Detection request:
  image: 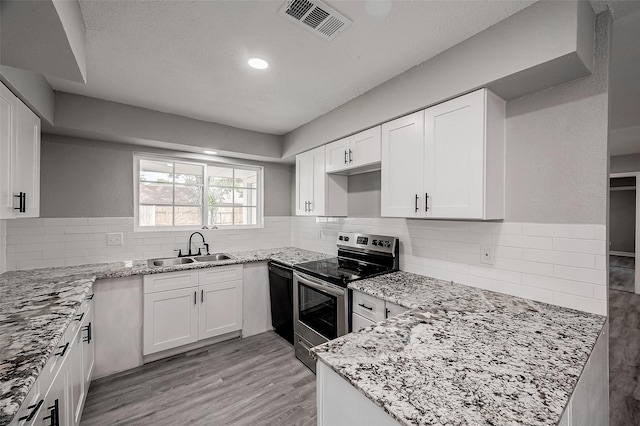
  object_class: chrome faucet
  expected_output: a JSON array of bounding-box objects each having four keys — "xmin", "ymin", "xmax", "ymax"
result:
[{"xmin": 177, "ymin": 232, "xmax": 210, "ymax": 257}]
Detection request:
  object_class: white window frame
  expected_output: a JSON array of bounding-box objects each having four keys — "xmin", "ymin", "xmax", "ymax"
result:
[{"xmin": 134, "ymin": 153, "xmax": 264, "ymax": 231}]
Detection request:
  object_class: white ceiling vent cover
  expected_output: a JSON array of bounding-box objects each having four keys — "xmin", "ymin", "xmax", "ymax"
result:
[{"xmin": 279, "ymin": 0, "xmax": 352, "ymax": 41}]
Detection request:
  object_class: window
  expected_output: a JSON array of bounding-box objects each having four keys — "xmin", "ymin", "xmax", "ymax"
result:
[{"xmin": 135, "ymin": 155, "xmax": 263, "ymax": 229}]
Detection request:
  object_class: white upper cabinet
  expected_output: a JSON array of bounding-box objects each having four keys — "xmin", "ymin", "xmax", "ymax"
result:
[
  {"xmin": 382, "ymin": 88, "xmax": 505, "ymax": 220},
  {"xmin": 0, "ymin": 82, "xmax": 40, "ymax": 219},
  {"xmin": 325, "ymin": 126, "xmax": 381, "ymax": 174},
  {"xmin": 381, "ymin": 111, "xmax": 425, "ymax": 218},
  {"xmin": 296, "ymin": 145, "xmax": 347, "ymax": 216}
]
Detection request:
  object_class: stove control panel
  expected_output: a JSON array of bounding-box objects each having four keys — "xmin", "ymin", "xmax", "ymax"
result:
[{"xmin": 337, "ymin": 232, "xmax": 397, "ymax": 255}]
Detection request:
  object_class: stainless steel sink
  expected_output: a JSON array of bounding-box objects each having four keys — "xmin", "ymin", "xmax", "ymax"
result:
[
  {"xmin": 147, "ymin": 257, "xmax": 196, "ymax": 267},
  {"xmin": 147, "ymin": 253, "xmax": 234, "ymax": 267},
  {"xmin": 193, "ymin": 253, "xmax": 234, "ymax": 262}
]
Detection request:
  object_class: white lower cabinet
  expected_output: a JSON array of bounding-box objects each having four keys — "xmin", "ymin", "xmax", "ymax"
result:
[
  {"xmin": 143, "ymin": 266, "xmax": 244, "ymax": 356},
  {"xmin": 199, "ymin": 280, "xmax": 242, "ymax": 340},
  {"xmin": 143, "ymin": 287, "xmax": 199, "ymax": 355},
  {"xmin": 11, "ymin": 294, "xmax": 95, "ymax": 426},
  {"xmin": 351, "ymin": 290, "xmax": 409, "ymax": 332}
]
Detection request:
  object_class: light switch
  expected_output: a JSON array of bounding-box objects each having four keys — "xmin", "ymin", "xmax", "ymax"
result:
[{"xmin": 107, "ymin": 232, "xmax": 123, "ymax": 246}]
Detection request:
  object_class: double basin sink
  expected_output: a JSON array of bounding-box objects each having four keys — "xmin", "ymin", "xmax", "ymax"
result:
[{"xmin": 147, "ymin": 253, "xmax": 234, "ymax": 268}]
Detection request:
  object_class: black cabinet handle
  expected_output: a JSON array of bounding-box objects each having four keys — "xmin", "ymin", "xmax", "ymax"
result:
[
  {"xmin": 13, "ymin": 192, "xmax": 26, "ymax": 213},
  {"xmin": 385, "ymin": 308, "xmax": 391, "ymax": 318},
  {"xmin": 414, "ymin": 194, "xmax": 419, "ymax": 212},
  {"xmin": 349, "ymin": 149, "xmax": 353, "ymax": 163},
  {"xmin": 358, "ymin": 303, "xmax": 373, "ymax": 311},
  {"xmin": 82, "ymin": 322, "xmax": 92, "ymax": 344},
  {"xmin": 194, "ymin": 291, "xmax": 197, "ymax": 305},
  {"xmin": 344, "ymin": 150, "xmax": 348, "ymax": 164},
  {"xmin": 425, "ymin": 193, "xmax": 429, "ymax": 212},
  {"xmin": 86, "ymin": 294, "xmax": 94, "ymax": 300},
  {"xmin": 201, "ymin": 289, "xmax": 204, "ymax": 303},
  {"xmin": 75, "ymin": 312, "xmax": 85, "ymax": 322},
  {"xmin": 55, "ymin": 342, "xmax": 69, "ymax": 357},
  {"xmin": 18, "ymin": 399, "xmax": 44, "ymax": 421},
  {"xmin": 43, "ymin": 399, "xmax": 59, "ymax": 426}
]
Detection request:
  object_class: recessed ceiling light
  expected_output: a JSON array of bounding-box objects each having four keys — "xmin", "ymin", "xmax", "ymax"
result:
[
  {"xmin": 248, "ymin": 58, "xmax": 269, "ymax": 70},
  {"xmin": 204, "ymin": 150, "xmax": 217, "ymax": 155}
]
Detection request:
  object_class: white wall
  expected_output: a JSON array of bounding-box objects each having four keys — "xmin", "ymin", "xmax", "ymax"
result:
[
  {"xmin": 4, "ymin": 216, "xmax": 291, "ymax": 270},
  {"xmin": 293, "ymin": 217, "xmax": 606, "ymax": 315}
]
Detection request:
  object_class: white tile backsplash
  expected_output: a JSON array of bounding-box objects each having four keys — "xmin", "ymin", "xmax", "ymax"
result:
[
  {"xmin": 5, "ymin": 215, "xmax": 608, "ymax": 315},
  {"xmin": 6, "ymin": 216, "xmax": 292, "ymax": 270},
  {"xmin": 292, "ymin": 217, "xmax": 607, "ymax": 315}
]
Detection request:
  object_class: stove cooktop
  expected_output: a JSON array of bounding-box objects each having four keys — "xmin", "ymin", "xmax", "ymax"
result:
[{"xmin": 293, "ymin": 257, "xmax": 394, "ymax": 287}]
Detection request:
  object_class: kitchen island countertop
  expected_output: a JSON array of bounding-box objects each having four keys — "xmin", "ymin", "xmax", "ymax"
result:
[
  {"xmin": 0, "ymin": 246, "xmax": 331, "ymax": 425},
  {"xmin": 312, "ymin": 271, "xmax": 606, "ymax": 426}
]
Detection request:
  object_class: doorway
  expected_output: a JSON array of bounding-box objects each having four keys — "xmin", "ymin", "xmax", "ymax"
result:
[{"xmin": 609, "ymin": 174, "xmax": 638, "ymax": 293}]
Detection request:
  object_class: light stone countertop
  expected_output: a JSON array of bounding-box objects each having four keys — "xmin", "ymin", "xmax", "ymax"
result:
[
  {"xmin": 311, "ymin": 271, "xmax": 607, "ymax": 426},
  {"xmin": 0, "ymin": 247, "xmax": 331, "ymax": 425}
]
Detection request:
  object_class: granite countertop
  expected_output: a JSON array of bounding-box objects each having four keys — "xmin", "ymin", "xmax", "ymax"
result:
[
  {"xmin": 313, "ymin": 271, "xmax": 607, "ymax": 426},
  {"xmin": 0, "ymin": 247, "xmax": 330, "ymax": 425}
]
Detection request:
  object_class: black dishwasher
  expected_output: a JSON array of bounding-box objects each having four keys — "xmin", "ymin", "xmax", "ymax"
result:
[{"xmin": 268, "ymin": 261, "xmax": 294, "ymax": 344}]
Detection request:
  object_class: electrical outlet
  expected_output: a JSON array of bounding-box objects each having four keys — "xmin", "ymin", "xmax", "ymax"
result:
[
  {"xmin": 480, "ymin": 245, "xmax": 494, "ymax": 265},
  {"xmin": 107, "ymin": 232, "xmax": 123, "ymax": 246}
]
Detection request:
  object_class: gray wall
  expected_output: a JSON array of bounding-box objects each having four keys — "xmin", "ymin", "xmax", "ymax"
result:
[
  {"xmin": 40, "ymin": 134, "xmax": 293, "ymax": 218},
  {"xmin": 283, "ymin": 0, "xmax": 594, "ymax": 159},
  {"xmin": 504, "ymin": 12, "xmax": 609, "ymax": 225},
  {"xmin": 611, "ymin": 154, "xmax": 640, "ymax": 173},
  {"xmin": 610, "ymin": 190, "xmax": 635, "ymax": 253},
  {"xmin": 348, "ymin": 171, "xmax": 381, "ymax": 218}
]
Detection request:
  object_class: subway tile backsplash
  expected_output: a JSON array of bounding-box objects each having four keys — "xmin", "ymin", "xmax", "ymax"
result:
[
  {"xmin": 291, "ymin": 217, "xmax": 607, "ymax": 315},
  {"xmin": 5, "ymin": 216, "xmax": 607, "ymax": 315},
  {"xmin": 5, "ymin": 216, "xmax": 292, "ymax": 271}
]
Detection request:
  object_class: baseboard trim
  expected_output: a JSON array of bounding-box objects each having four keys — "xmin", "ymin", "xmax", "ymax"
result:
[{"xmin": 611, "ymin": 251, "xmax": 635, "ymax": 258}]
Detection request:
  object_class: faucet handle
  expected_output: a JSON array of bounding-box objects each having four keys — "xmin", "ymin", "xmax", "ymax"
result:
[
  {"xmin": 174, "ymin": 249, "xmax": 183, "ymax": 257},
  {"xmin": 197, "ymin": 247, "xmax": 202, "ymax": 256}
]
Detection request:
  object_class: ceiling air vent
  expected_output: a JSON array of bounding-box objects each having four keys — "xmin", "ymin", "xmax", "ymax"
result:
[{"xmin": 279, "ymin": 0, "xmax": 352, "ymax": 41}]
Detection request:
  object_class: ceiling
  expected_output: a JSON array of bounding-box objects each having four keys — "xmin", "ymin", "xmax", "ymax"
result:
[
  {"xmin": 609, "ymin": 7, "xmax": 640, "ymax": 157},
  {"xmin": 46, "ymin": 0, "xmax": 537, "ymax": 136}
]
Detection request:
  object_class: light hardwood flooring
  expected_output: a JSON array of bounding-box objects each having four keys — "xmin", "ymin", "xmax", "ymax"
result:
[
  {"xmin": 610, "ymin": 288, "xmax": 640, "ymax": 425},
  {"xmin": 80, "ymin": 332, "xmax": 317, "ymax": 426}
]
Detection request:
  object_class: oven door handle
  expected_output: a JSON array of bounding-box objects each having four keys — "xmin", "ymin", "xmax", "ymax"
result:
[{"xmin": 296, "ymin": 273, "xmax": 345, "ymax": 298}]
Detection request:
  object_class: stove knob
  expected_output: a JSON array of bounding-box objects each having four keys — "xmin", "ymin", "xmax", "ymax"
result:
[
  {"xmin": 344, "ymin": 237, "xmax": 349, "ymax": 242},
  {"xmin": 384, "ymin": 241, "xmax": 391, "ymax": 247}
]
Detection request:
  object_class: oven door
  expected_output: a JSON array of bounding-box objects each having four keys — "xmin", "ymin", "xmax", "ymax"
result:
[{"xmin": 293, "ymin": 272, "xmax": 347, "ymax": 346}]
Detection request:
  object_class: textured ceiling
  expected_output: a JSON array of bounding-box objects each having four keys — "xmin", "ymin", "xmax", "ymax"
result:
[{"xmin": 47, "ymin": 0, "xmax": 536, "ymax": 135}]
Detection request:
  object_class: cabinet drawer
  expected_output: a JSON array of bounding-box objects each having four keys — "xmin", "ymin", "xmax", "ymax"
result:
[
  {"xmin": 385, "ymin": 301, "xmax": 409, "ymax": 319},
  {"xmin": 199, "ymin": 265, "xmax": 243, "ymax": 285},
  {"xmin": 144, "ymin": 270, "xmax": 198, "ymax": 294},
  {"xmin": 351, "ymin": 291, "xmax": 385, "ymax": 323},
  {"xmin": 351, "ymin": 313, "xmax": 376, "ymax": 333}
]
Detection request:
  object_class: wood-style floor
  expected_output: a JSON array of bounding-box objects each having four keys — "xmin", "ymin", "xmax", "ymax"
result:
[
  {"xmin": 80, "ymin": 332, "xmax": 317, "ymax": 426},
  {"xmin": 610, "ymin": 288, "xmax": 640, "ymax": 426},
  {"xmin": 610, "ymin": 255, "xmax": 635, "ymax": 293}
]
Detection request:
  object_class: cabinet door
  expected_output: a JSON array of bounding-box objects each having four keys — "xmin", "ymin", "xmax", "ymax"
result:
[
  {"xmin": 381, "ymin": 110, "xmax": 425, "ymax": 217},
  {"xmin": 385, "ymin": 301, "xmax": 409, "ymax": 319},
  {"xmin": 0, "ymin": 84, "xmax": 16, "ymax": 219},
  {"xmin": 36, "ymin": 363, "xmax": 68, "ymax": 426},
  {"xmin": 309, "ymin": 145, "xmax": 326, "ymax": 216},
  {"xmin": 13, "ymin": 100, "xmax": 40, "ymax": 218},
  {"xmin": 351, "ymin": 313, "xmax": 375, "ymax": 332},
  {"xmin": 424, "ymin": 89, "xmax": 485, "ymax": 218},
  {"xmin": 199, "ymin": 280, "xmax": 242, "ymax": 340},
  {"xmin": 325, "ymin": 137, "xmax": 350, "ymax": 173},
  {"xmin": 69, "ymin": 326, "xmax": 85, "ymax": 426},
  {"xmin": 350, "ymin": 126, "xmax": 381, "ymax": 168},
  {"xmin": 143, "ymin": 287, "xmax": 199, "ymax": 355},
  {"xmin": 81, "ymin": 303, "xmax": 95, "ymax": 391},
  {"xmin": 295, "ymin": 150, "xmax": 313, "ymax": 215}
]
